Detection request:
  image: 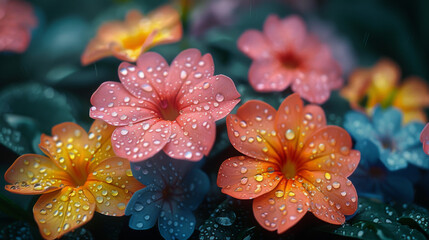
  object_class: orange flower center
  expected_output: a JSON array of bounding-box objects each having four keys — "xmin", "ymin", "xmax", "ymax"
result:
[
  {"xmin": 68, "ymin": 168, "xmax": 88, "ymax": 188},
  {"xmin": 279, "ymin": 52, "xmax": 301, "ymax": 69},
  {"xmin": 281, "ymin": 160, "xmax": 297, "ymax": 179},
  {"xmin": 121, "ymin": 30, "xmax": 147, "ymax": 51},
  {"xmin": 159, "ymin": 99, "xmax": 180, "ymax": 121}
]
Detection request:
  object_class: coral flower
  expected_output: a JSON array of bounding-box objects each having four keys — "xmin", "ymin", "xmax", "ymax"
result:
[
  {"xmin": 217, "ymin": 93, "xmax": 360, "ymax": 233},
  {"xmin": 420, "ymin": 123, "xmax": 429, "ymax": 155},
  {"xmin": 0, "ymin": 0, "xmax": 37, "ymax": 53},
  {"xmin": 237, "ymin": 15, "xmax": 343, "ymax": 104},
  {"xmin": 341, "ymin": 59, "xmax": 429, "ymax": 123},
  {"xmin": 4, "ymin": 120, "xmax": 143, "ymax": 239},
  {"xmin": 126, "ymin": 152, "xmax": 209, "ymax": 240},
  {"xmin": 90, "ymin": 49, "xmax": 240, "ymax": 162},
  {"xmin": 81, "ymin": 5, "xmax": 182, "ymax": 65}
]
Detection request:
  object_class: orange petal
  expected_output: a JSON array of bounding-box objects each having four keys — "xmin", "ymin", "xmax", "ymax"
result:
[
  {"xmin": 33, "ymin": 187, "xmax": 95, "ymax": 240},
  {"xmin": 144, "ymin": 5, "xmax": 182, "ymax": 48},
  {"xmin": 4, "ymin": 154, "xmax": 73, "ymax": 194},
  {"xmin": 394, "ymin": 77, "xmax": 429, "ymax": 110},
  {"xmin": 298, "ymin": 126, "xmax": 359, "ymax": 177},
  {"xmin": 340, "ymin": 69, "xmax": 371, "ymax": 109},
  {"xmin": 226, "ymin": 100, "xmax": 282, "ymax": 162},
  {"xmin": 217, "ymin": 156, "xmax": 283, "ymax": 199},
  {"xmin": 402, "ymin": 109, "xmax": 427, "ymax": 124},
  {"xmin": 274, "ymin": 93, "xmax": 326, "ymax": 161},
  {"xmin": 87, "ymin": 120, "xmax": 116, "ymax": 164},
  {"xmin": 86, "ymin": 156, "xmax": 144, "ymax": 216},
  {"xmin": 252, "ymin": 179, "xmax": 309, "ymax": 233},
  {"xmin": 299, "ymin": 170, "xmax": 358, "ymax": 216}
]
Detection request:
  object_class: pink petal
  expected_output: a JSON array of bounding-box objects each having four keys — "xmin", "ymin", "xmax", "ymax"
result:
[
  {"xmin": 168, "ymin": 48, "xmax": 215, "ymax": 100},
  {"xmin": 248, "ymin": 59, "xmax": 293, "ymax": 92},
  {"xmin": 420, "ymin": 123, "xmax": 429, "ymax": 155},
  {"xmin": 163, "ymin": 112, "xmax": 215, "ymax": 161},
  {"xmin": 179, "ymin": 75, "xmax": 241, "ymax": 120},
  {"xmin": 237, "ymin": 30, "xmax": 273, "ymax": 59},
  {"xmin": 263, "ymin": 15, "xmax": 307, "ymax": 53},
  {"xmin": 90, "ymin": 81, "xmax": 159, "ymax": 126},
  {"xmin": 291, "ymin": 71, "xmax": 335, "ymax": 104},
  {"xmin": 111, "ymin": 119, "xmax": 171, "ymax": 162},
  {"xmin": 0, "ymin": 25, "xmax": 31, "ymax": 53}
]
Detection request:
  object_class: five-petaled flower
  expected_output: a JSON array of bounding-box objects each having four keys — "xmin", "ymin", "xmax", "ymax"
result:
[
  {"xmin": 4, "ymin": 120, "xmax": 143, "ymax": 239},
  {"xmin": 344, "ymin": 106, "xmax": 429, "ymax": 171},
  {"xmin": 126, "ymin": 152, "xmax": 209, "ymax": 240},
  {"xmin": 341, "ymin": 59, "xmax": 429, "ymax": 124},
  {"xmin": 81, "ymin": 5, "xmax": 182, "ymax": 65},
  {"xmin": 237, "ymin": 15, "xmax": 342, "ymax": 104},
  {"xmin": 90, "ymin": 48, "xmax": 241, "ymax": 162},
  {"xmin": 0, "ymin": 0, "xmax": 37, "ymax": 53},
  {"xmin": 217, "ymin": 93, "xmax": 360, "ymax": 233}
]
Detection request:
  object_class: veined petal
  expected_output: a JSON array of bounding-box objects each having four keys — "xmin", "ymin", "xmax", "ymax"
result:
[
  {"xmin": 144, "ymin": 5, "xmax": 182, "ymax": 48},
  {"xmin": 179, "ymin": 74, "xmax": 240, "ymax": 121},
  {"xmin": 237, "ymin": 30, "xmax": 273, "ymax": 59},
  {"xmin": 227, "ymin": 100, "xmax": 282, "ymax": 161},
  {"xmin": 87, "ymin": 119, "xmax": 116, "ymax": 164},
  {"xmin": 33, "ymin": 187, "xmax": 95, "ymax": 240},
  {"xmin": 299, "ymin": 126, "xmax": 360, "ymax": 177},
  {"xmin": 393, "ymin": 122, "xmax": 424, "ymax": 151},
  {"xmin": 343, "ymin": 111, "xmax": 377, "ymax": 141},
  {"xmin": 217, "ymin": 156, "xmax": 283, "ymax": 200},
  {"xmin": 252, "ymin": 179, "xmax": 309, "ymax": 233},
  {"xmin": 5, "ymin": 154, "xmax": 73, "ymax": 194},
  {"xmin": 111, "ymin": 119, "xmax": 171, "ymax": 162},
  {"xmin": 164, "ymin": 112, "xmax": 215, "ymax": 161},
  {"xmin": 85, "ymin": 156, "xmax": 144, "ymax": 216},
  {"xmin": 90, "ymin": 81, "xmax": 158, "ymax": 126},
  {"xmin": 179, "ymin": 168, "xmax": 210, "ymax": 210}
]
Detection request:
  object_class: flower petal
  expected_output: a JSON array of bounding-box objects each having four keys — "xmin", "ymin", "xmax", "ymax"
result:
[
  {"xmin": 373, "ymin": 106, "xmax": 402, "ymax": 138},
  {"xmin": 90, "ymin": 81, "xmax": 158, "ymax": 126},
  {"xmin": 126, "ymin": 184, "xmax": 163, "ymax": 230},
  {"xmin": 226, "ymin": 100, "xmax": 282, "ymax": 161},
  {"xmin": 291, "ymin": 71, "xmax": 338, "ymax": 104},
  {"xmin": 252, "ymin": 179, "xmax": 309, "ymax": 233},
  {"xmin": 5, "ymin": 154, "xmax": 73, "ymax": 194},
  {"xmin": 144, "ymin": 5, "xmax": 183, "ymax": 48},
  {"xmin": 263, "ymin": 15, "xmax": 307, "ymax": 53},
  {"xmin": 394, "ymin": 77, "xmax": 429, "ymax": 109},
  {"xmin": 343, "ymin": 111, "xmax": 377, "ymax": 141},
  {"xmin": 248, "ymin": 59, "xmax": 292, "ymax": 92},
  {"xmin": 299, "ymin": 126, "xmax": 360, "ymax": 177},
  {"xmin": 87, "ymin": 119, "xmax": 116, "ymax": 163},
  {"xmin": 33, "ymin": 187, "xmax": 95, "ymax": 240},
  {"xmin": 168, "ymin": 48, "xmax": 215, "ymax": 99},
  {"xmin": 179, "ymin": 74, "xmax": 240, "ymax": 121},
  {"xmin": 299, "ymin": 170, "xmax": 358, "ymax": 216},
  {"xmin": 158, "ymin": 201, "xmax": 196, "ymax": 240},
  {"xmin": 111, "ymin": 119, "xmax": 171, "ymax": 162},
  {"xmin": 394, "ymin": 122, "xmax": 424, "ymax": 151},
  {"xmin": 217, "ymin": 156, "xmax": 283, "ymax": 200},
  {"xmin": 237, "ymin": 30, "xmax": 273, "ymax": 59},
  {"xmin": 163, "ymin": 112, "xmax": 215, "ymax": 161},
  {"xmin": 387, "ymin": 146, "xmax": 429, "ymax": 170},
  {"xmin": 179, "ymin": 168, "xmax": 210, "ymax": 210},
  {"xmin": 85, "ymin": 157, "xmax": 144, "ymax": 216},
  {"xmin": 420, "ymin": 123, "xmax": 429, "ymax": 155}
]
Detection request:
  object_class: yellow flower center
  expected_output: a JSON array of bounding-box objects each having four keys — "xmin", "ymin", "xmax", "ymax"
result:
[{"xmin": 281, "ymin": 160, "xmax": 297, "ymax": 179}]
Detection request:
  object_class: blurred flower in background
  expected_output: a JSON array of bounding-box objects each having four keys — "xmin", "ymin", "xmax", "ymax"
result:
[
  {"xmin": 341, "ymin": 59, "xmax": 429, "ymax": 123},
  {"xmin": 0, "ymin": 0, "xmax": 37, "ymax": 53},
  {"xmin": 126, "ymin": 152, "xmax": 209, "ymax": 240},
  {"xmin": 81, "ymin": 5, "xmax": 182, "ymax": 65},
  {"xmin": 4, "ymin": 120, "xmax": 143, "ymax": 239},
  {"xmin": 344, "ymin": 106, "xmax": 429, "ymax": 171},
  {"xmin": 237, "ymin": 15, "xmax": 343, "ymax": 104},
  {"xmin": 420, "ymin": 123, "xmax": 429, "ymax": 155}
]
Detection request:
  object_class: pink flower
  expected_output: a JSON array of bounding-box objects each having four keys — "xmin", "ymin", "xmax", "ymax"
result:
[
  {"xmin": 237, "ymin": 15, "xmax": 342, "ymax": 104},
  {"xmin": 0, "ymin": 0, "xmax": 37, "ymax": 53},
  {"xmin": 90, "ymin": 49, "xmax": 241, "ymax": 162},
  {"xmin": 421, "ymin": 123, "xmax": 429, "ymax": 155}
]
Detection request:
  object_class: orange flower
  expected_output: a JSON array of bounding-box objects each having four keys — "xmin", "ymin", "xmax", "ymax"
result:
[
  {"xmin": 217, "ymin": 94, "xmax": 360, "ymax": 233},
  {"xmin": 81, "ymin": 5, "xmax": 182, "ymax": 65},
  {"xmin": 341, "ymin": 59, "xmax": 429, "ymax": 123},
  {"xmin": 4, "ymin": 120, "xmax": 143, "ymax": 239}
]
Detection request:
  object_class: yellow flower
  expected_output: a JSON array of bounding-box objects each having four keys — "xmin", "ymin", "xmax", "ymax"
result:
[
  {"xmin": 81, "ymin": 5, "xmax": 182, "ymax": 65},
  {"xmin": 4, "ymin": 120, "xmax": 143, "ymax": 239}
]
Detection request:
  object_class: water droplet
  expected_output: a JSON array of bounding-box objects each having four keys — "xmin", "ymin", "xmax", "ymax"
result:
[
  {"xmin": 215, "ymin": 93, "xmax": 225, "ymax": 102},
  {"xmin": 141, "ymin": 84, "xmax": 153, "ymax": 92},
  {"xmin": 254, "ymin": 174, "xmax": 264, "ymax": 182},
  {"xmin": 285, "ymin": 129, "xmax": 295, "ymax": 140},
  {"xmin": 184, "ymin": 152, "xmax": 193, "ymax": 159},
  {"xmin": 120, "ymin": 129, "xmax": 128, "ymax": 135},
  {"xmin": 324, "ymin": 172, "xmax": 331, "ymax": 180}
]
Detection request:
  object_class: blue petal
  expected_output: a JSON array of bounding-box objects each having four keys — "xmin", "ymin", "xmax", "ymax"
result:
[
  {"xmin": 131, "ymin": 151, "xmax": 195, "ymax": 186},
  {"xmin": 401, "ymin": 146, "xmax": 429, "ymax": 169},
  {"xmin": 355, "ymin": 139, "xmax": 380, "ymax": 168},
  {"xmin": 381, "ymin": 175, "xmax": 414, "ymax": 203},
  {"xmin": 372, "ymin": 106, "xmax": 402, "ymax": 138},
  {"xmin": 126, "ymin": 184, "xmax": 164, "ymax": 230},
  {"xmin": 344, "ymin": 111, "xmax": 376, "ymax": 141},
  {"xmin": 393, "ymin": 122, "xmax": 424, "ymax": 151},
  {"xmin": 158, "ymin": 201, "xmax": 196, "ymax": 240},
  {"xmin": 179, "ymin": 168, "xmax": 210, "ymax": 211},
  {"xmin": 382, "ymin": 151, "xmax": 408, "ymax": 171}
]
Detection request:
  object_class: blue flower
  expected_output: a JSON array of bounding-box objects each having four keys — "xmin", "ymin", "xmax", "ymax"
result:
[
  {"xmin": 344, "ymin": 106, "xmax": 429, "ymax": 170},
  {"xmin": 125, "ymin": 152, "xmax": 210, "ymax": 240},
  {"xmin": 349, "ymin": 139, "xmax": 420, "ymax": 203}
]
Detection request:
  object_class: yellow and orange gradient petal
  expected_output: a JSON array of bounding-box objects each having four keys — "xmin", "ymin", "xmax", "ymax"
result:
[
  {"xmin": 393, "ymin": 77, "xmax": 429, "ymax": 123},
  {"xmin": 81, "ymin": 5, "xmax": 182, "ymax": 65},
  {"xmin": 4, "ymin": 120, "xmax": 143, "ymax": 239},
  {"xmin": 217, "ymin": 94, "xmax": 360, "ymax": 233}
]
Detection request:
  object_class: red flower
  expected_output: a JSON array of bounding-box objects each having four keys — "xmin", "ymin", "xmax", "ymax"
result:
[
  {"xmin": 0, "ymin": 0, "xmax": 37, "ymax": 53},
  {"xmin": 217, "ymin": 93, "xmax": 360, "ymax": 233},
  {"xmin": 238, "ymin": 15, "xmax": 342, "ymax": 104},
  {"xmin": 90, "ymin": 49, "xmax": 241, "ymax": 162}
]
